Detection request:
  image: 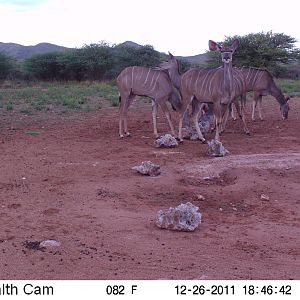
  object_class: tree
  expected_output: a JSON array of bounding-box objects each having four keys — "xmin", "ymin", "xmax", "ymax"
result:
[
  {"xmin": 206, "ymin": 32, "xmax": 300, "ymax": 77},
  {"xmin": 24, "ymin": 52, "xmax": 65, "ymax": 80},
  {"xmin": 79, "ymin": 42, "xmax": 114, "ymax": 80},
  {"xmin": 0, "ymin": 52, "xmax": 16, "ymax": 80},
  {"xmin": 110, "ymin": 44, "xmax": 161, "ymax": 78}
]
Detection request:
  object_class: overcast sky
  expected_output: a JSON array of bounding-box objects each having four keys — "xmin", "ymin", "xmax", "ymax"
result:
[{"xmin": 0, "ymin": 0, "xmax": 299, "ymax": 56}]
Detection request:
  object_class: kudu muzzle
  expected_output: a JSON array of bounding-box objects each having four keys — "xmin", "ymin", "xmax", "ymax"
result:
[{"xmin": 221, "ymin": 51, "xmax": 233, "ymax": 64}]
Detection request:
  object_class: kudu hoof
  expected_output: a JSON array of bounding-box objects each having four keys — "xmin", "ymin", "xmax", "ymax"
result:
[{"xmin": 200, "ymin": 139, "xmax": 207, "ymax": 144}]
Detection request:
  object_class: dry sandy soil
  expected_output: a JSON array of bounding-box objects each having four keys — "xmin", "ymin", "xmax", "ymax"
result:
[{"xmin": 0, "ymin": 96, "xmax": 299, "ymax": 280}]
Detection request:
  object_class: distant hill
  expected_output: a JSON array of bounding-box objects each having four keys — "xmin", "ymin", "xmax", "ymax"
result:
[
  {"xmin": 0, "ymin": 40, "xmax": 208, "ymax": 64},
  {"xmin": 116, "ymin": 41, "xmax": 143, "ymax": 49},
  {"xmin": 178, "ymin": 53, "xmax": 208, "ymax": 64},
  {"xmin": 0, "ymin": 42, "xmax": 69, "ymax": 60}
]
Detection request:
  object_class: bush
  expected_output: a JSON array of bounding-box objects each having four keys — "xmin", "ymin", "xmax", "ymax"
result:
[{"xmin": 0, "ymin": 52, "xmax": 16, "ymax": 80}]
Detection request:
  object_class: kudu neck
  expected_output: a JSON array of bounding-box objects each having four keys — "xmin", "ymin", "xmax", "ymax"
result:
[
  {"xmin": 167, "ymin": 67, "xmax": 181, "ymax": 91},
  {"xmin": 223, "ymin": 62, "xmax": 234, "ymax": 98},
  {"xmin": 270, "ymin": 82, "xmax": 287, "ymax": 106}
]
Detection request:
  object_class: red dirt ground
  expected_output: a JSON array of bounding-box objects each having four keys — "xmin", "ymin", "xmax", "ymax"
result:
[{"xmin": 0, "ymin": 96, "xmax": 299, "ymax": 280}]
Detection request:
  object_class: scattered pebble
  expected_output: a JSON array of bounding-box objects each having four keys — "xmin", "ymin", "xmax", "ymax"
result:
[
  {"xmin": 260, "ymin": 194, "xmax": 270, "ymax": 201},
  {"xmin": 39, "ymin": 240, "xmax": 61, "ymax": 247}
]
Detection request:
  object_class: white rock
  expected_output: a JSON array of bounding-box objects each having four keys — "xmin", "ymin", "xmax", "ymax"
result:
[
  {"xmin": 156, "ymin": 202, "xmax": 202, "ymax": 231},
  {"xmin": 260, "ymin": 194, "xmax": 270, "ymax": 201},
  {"xmin": 39, "ymin": 240, "xmax": 61, "ymax": 247},
  {"xmin": 132, "ymin": 161, "xmax": 161, "ymax": 176},
  {"xmin": 208, "ymin": 139, "xmax": 229, "ymax": 157},
  {"xmin": 154, "ymin": 134, "xmax": 178, "ymax": 148}
]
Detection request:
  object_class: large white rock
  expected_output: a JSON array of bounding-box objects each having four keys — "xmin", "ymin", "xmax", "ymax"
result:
[{"xmin": 156, "ymin": 202, "xmax": 202, "ymax": 231}]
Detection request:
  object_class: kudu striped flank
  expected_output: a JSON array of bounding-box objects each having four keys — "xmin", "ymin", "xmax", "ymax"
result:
[
  {"xmin": 158, "ymin": 52, "xmax": 214, "ymax": 129},
  {"xmin": 116, "ymin": 66, "xmax": 181, "ymax": 138},
  {"xmin": 178, "ymin": 39, "xmax": 248, "ymax": 142},
  {"xmin": 239, "ymin": 67, "xmax": 290, "ymax": 120}
]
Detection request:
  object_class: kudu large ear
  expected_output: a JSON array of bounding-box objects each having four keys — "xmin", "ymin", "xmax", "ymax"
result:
[
  {"xmin": 231, "ymin": 39, "xmax": 240, "ymax": 52},
  {"xmin": 209, "ymin": 40, "xmax": 221, "ymax": 52},
  {"xmin": 168, "ymin": 52, "xmax": 174, "ymax": 59}
]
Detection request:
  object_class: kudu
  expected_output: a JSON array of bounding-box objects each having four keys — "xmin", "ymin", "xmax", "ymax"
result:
[
  {"xmin": 239, "ymin": 67, "xmax": 290, "ymax": 120},
  {"xmin": 157, "ymin": 52, "xmax": 212, "ymax": 129},
  {"xmin": 116, "ymin": 66, "xmax": 181, "ymax": 138},
  {"xmin": 223, "ymin": 67, "xmax": 290, "ymax": 132},
  {"xmin": 177, "ymin": 39, "xmax": 248, "ymax": 142}
]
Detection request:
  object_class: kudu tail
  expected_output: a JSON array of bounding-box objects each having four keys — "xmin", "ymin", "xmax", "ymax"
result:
[{"xmin": 118, "ymin": 93, "xmax": 121, "ymax": 106}]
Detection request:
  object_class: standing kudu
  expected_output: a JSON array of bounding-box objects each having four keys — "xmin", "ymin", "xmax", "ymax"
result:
[
  {"xmin": 177, "ymin": 39, "xmax": 248, "ymax": 142},
  {"xmin": 158, "ymin": 52, "xmax": 212, "ymax": 129},
  {"xmin": 116, "ymin": 66, "xmax": 181, "ymax": 138}
]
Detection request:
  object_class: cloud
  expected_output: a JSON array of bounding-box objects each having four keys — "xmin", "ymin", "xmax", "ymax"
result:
[{"xmin": 0, "ymin": 0, "xmax": 48, "ymax": 11}]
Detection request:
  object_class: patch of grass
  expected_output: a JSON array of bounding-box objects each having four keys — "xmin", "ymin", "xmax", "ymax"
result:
[
  {"xmin": 25, "ymin": 131, "xmax": 40, "ymax": 136},
  {"xmin": 0, "ymin": 81, "xmax": 120, "ymax": 111},
  {"xmin": 6, "ymin": 101, "xmax": 14, "ymax": 111},
  {"xmin": 276, "ymin": 79, "xmax": 300, "ymax": 97}
]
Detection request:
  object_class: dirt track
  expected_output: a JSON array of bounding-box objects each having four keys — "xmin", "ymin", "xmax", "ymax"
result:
[{"xmin": 0, "ymin": 96, "xmax": 299, "ymax": 279}]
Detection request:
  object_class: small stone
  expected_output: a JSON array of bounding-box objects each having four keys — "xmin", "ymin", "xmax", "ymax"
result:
[
  {"xmin": 132, "ymin": 161, "xmax": 161, "ymax": 176},
  {"xmin": 39, "ymin": 240, "xmax": 61, "ymax": 247},
  {"xmin": 260, "ymin": 194, "xmax": 270, "ymax": 201},
  {"xmin": 197, "ymin": 194, "xmax": 205, "ymax": 200}
]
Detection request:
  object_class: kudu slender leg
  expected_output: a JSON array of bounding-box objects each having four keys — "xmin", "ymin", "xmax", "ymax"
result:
[
  {"xmin": 158, "ymin": 98, "xmax": 176, "ymax": 137},
  {"xmin": 119, "ymin": 95, "xmax": 126, "ymax": 138},
  {"xmin": 252, "ymin": 100, "xmax": 256, "ymax": 120},
  {"xmin": 214, "ymin": 103, "xmax": 226, "ymax": 141},
  {"xmin": 237, "ymin": 97, "xmax": 250, "ymax": 135},
  {"xmin": 257, "ymin": 96, "xmax": 263, "ymax": 120},
  {"xmin": 178, "ymin": 96, "xmax": 193, "ymax": 142},
  {"xmin": 151, "ymin": 100, "xmax": 159, "ymax": 138},
  {"xmin": 192, "ymin": 104, "xmax": 206, "ymax": 143},
  {"xmin": 119, "ymin": 94, "xmax": 133, "ymax": 138},
  {"xmin": 231, "ymin": 102, "xmax": 237, "ymax": 121},
  {"xmin": 220, "ymin": 104, "xmax": 231, "ymax": 133}
]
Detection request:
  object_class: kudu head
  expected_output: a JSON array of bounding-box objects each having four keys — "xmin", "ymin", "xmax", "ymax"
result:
[
  {"xmin": 157, "ymin": 52, "xmax": 180, "ymax": 72},
  {"xmin": 209, "ymin": 39, "xmax": 240, "ymax": 64}
]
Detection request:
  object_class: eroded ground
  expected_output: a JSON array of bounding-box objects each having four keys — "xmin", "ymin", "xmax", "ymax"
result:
[{"xmin": 0, "ymin": 96, "xmax": 299, "ymax": 279}]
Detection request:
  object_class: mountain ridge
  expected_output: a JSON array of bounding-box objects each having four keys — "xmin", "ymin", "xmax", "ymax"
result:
[
  {"xmin": 0, "ymin": 41, "xmax": 207, "ymax": 63},
  {"xmin": 0, "ymin": 42, "xmax": 70, "ymax": 60}
]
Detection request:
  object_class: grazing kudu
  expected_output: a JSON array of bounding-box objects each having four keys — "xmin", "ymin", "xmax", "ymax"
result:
[
  {"xmin": 177, "ymin": 39, "xmax": 248, "ymax": 142},
  {"xmin": 116, "ymin": 66, "xmax": 181, "ymax": 138},
  {"xmin": 239, "ymin": 67, "xmax": 290, "ymax": 120}
]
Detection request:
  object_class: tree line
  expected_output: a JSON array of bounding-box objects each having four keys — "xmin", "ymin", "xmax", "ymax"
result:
[{"xmin": 1, "ymin": 32, "xmax": 300, "ymax": 81}]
